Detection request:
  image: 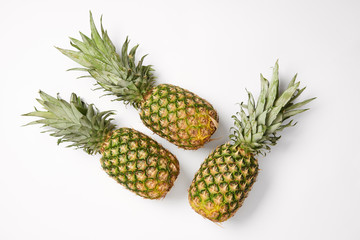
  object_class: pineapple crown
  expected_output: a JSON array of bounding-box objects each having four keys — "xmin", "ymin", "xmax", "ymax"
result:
[
  {"xmin": 23, "ymin": 91, "xmax": 116, "ymax": 155},
  {"xmin": 230, "ymin": 61, "xmax": 315, "ymax": 155},
  {"xmin": 56, "ymin": 11, "xmax": 155, "ymax": 109}
]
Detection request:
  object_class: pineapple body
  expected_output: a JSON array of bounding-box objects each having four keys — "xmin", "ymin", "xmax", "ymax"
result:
[
  {"xmin": 101, "ymin": 128, "xmax": 180, "ymax": 199},
  {"xmin": 188, "ymin": 61, "xmax": 314, "ymax": 222},
  {"xmin": 188, "ymin": 143, "xmax": 258, "ymax": 222},
  {"xmin": 140, "ymin": 84, "xmax": 218, "ymax": 150}
]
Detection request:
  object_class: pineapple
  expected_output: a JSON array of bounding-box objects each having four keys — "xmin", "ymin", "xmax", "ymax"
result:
[
  {"xmin": 23, "ymin": 91, "xmax": 180, "ymax": 199},
  {"xmin": 188, "ymin": 61, "xmax": 315, "ymax": 222},
  {"xmin": 56, "ymin": 12, "xmax": 218, "ymax": 150}
]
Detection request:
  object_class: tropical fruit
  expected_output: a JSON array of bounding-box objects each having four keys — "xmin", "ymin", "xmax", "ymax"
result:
[
  {"xmin": 188, "ymin": 61, "xmax": 315, "ymax": 222},
  {"xmin": 56, "ymin": 12, "xmax": 218, "ymax": 150},
  {"xmin": 23, "ymin": 91, "xmax": 180, "ymax": 199}
]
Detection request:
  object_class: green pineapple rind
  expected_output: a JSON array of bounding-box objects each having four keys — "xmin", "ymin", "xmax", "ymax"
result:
[
  {"xmin": 56, "ymin": 11, "xmax": 155, "ymax": 109},
  {"xmin": 101, "ymin": 128, "xmax": 180, "ymax": 199},
  {"xmin": 23, "ymin": 91, "xmax": 116, "ymax": 155},
  {"xmin": 188, "ymin": 143, "xmax": 259, "ymax": 222},
  {"xmin": 230, "ymin": 60, "xmax": 316, "ymax": 155}
]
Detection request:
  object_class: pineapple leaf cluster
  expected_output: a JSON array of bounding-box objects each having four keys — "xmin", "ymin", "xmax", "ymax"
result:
[
  {"xmin": 230, "ymin": 60, "xmax": 315, "ymax": 155},
  {"xmin": 23, "ymin": 91, "xmax": 116, "ymax": 154},
  {"xmin": 56, "ymin": 11, "xmax": 155, "ymax": 109}
]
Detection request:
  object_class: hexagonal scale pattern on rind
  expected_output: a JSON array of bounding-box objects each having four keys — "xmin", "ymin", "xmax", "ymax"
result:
[
  {"xmin": 140, "ymin": 84, "xmax": 218, "ymax": 150},
  {"xmin": 100, "ymin": 128, "xmax": 180, "ymax": 199},
  {"xmin": 188, "ymin": 143, "xmax": 259, "ymax": 222}
]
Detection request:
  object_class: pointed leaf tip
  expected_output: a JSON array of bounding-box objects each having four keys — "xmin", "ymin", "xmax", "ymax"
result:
[
  {"xmin": 275, "ymin": 59, "xmax": 279, "ymax": 67},
  {"xmin": 89, "ymin": 10, "xmax": 94, "ymax": 21}
]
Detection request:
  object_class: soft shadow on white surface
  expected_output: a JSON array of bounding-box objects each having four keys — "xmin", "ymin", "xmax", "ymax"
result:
[
  {"xmin": 2, "ymin": 1, "xmax": 360, "ymax": 240},
  {"xmin": 228, "ymin": 166, "xmax": 271, "ymax": 224}
]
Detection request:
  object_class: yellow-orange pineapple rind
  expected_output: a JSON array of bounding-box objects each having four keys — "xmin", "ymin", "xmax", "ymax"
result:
[{"xmin": 140, "ymin": 84, "xmax": 218, "ymax": 150}]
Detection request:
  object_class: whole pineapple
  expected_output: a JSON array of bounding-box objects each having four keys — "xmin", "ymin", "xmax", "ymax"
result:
[
  {"xmin": 188, "ymin": 61, "xmax": 315, "ymax": 222},
  {"xmin": 23, "ymin": 91, "xmax": 180, "ymax": 199},
  {"xmin": 56, "ymin": 12, "xmax": 218, "ymax": 150}
]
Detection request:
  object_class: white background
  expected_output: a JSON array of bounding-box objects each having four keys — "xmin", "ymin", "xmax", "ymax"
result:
[{"xmin": 1, "ymin": 0, "xmax": 360, "ymax": 239}]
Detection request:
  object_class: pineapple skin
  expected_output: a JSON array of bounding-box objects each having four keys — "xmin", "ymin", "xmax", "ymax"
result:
[
  {"xmin": 188, "ymin": 143, "xmax": 259, "ymax": 222},
  {"xmin": 140, "ymin": 84, "xmax": 218, "ymax": 150},
  {"xmin": 100, "ymin": 128, "xmax": 180, "ymax": 199}
]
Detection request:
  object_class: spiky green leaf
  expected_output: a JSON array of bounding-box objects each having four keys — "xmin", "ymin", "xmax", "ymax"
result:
[
  {"xmin": 230, "ymin": 61, "xmax": 314, "ymax": 155},
  {"xmin": 23, "ymin": 91, "xmax": 116, "ymax": 155},
  {"xmin": 56, "ymin": 12, "xmax": 155, "ymax": 109}
]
